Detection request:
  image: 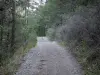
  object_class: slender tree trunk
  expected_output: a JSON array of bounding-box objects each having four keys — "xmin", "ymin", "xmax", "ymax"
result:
[
  {"xmin": 11, "ymin": 0, "xmax": 16, "ymax": 51},
  {"xmin": 24, "ymin": 0, "xmax": 29, "ymax": 43},
  {"xmin": 0, "ymin": 21, "xmax": 3, "ymax": 50},
  {"xmin": 0, "ymin": 10, "xmax": 4, "ymax": 50},
  {"xmin": 6, "ymin": 23, "xmax": 10, "ymax": 51}
]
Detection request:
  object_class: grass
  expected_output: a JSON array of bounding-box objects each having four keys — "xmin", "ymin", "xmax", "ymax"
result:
[
  {"xmin": 59, "ymin": 42, "xmax": 66, "ymax": 47},
  {"xmin": 0, "ymin": 42, "xmax": 37, "ymax": 75},
  {"xmin": 59, "ymin": 41, "xmax": 100, "ymax": 75},
  {"xmin": 71, "ymin": 43, "xmax": 100, "ymax": 75}
]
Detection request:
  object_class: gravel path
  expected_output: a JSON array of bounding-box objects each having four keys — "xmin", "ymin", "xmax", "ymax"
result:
[{"xmin": 15, "ymin": 37, "xmax": 83, "ymax": 75}]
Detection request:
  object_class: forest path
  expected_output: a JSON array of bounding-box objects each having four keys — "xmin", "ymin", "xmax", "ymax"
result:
[{"xmin": 15, "ymin": 37, "xmax": 83, "ymax": 75}]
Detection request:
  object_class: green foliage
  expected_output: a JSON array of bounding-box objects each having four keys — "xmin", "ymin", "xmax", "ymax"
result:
[
  {"xmin": 0, "ymin": 0, "xmax": 37, "ymax": 73},
  {"xmin": 0, "ymin": 42, "xmax": 36, "ymax": 75},
  {"xmin": 0, "ymin": 0, "xmax": 100, "ymax": 74},
  {"xmin": 0, "ymin": 0, "xmax": 40, "ymax": 74},
  {"xmin": 36, "ymin": 0, "xmax": 100, "ymax": 75},
  {"xmin": 46, "ymin": 28, "xmax": 55, "ymax": 41}
]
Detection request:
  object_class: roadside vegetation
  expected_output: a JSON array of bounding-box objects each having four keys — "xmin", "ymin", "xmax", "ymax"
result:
[
  {"xmin": 0, "ymin": 0, "xmax": 38, "ymax": 75},
  {"xmin": 36, "ymin": 0, "xmax": 100, "ymax": 75},
  {"xmin": 0, "ymin": 0, "xmax": 100, "ymax": 75},
  {"xmin": 0, "ymin": 42, "xmax": 36, "ymax": 75}
]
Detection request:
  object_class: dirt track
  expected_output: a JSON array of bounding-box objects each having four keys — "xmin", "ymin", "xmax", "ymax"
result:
[{"xmin": 15, "ymin": 37, "xmax": 83, "ymax": 75}]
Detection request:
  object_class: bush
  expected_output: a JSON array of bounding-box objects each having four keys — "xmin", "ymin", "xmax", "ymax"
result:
[
  {"xmin": 46, "ymin": 28, "xmax": 56, "ymax": 41},
  {"xmin": 47, "ymin": 5, "xmax": 100, "ymax": 75}
]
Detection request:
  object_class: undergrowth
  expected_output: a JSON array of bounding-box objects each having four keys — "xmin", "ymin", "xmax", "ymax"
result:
[
  {"xmin": 0, "ymin": 41, "xmax": 36, "ymax": 75},
  {"xmin": 59, "ymin": 41, "xmax": 100, "ymax": 75}
]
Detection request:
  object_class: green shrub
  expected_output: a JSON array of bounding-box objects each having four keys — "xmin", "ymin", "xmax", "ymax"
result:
[{"xmin": 0, "ymin": 41, "xmax": 37, "ymax": 75}]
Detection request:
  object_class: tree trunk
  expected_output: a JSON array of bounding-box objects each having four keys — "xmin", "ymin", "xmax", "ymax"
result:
[
  {"xmin": 6, "ymin": 23, "xmax": 10, "ymax": 51},
  {"xmin": 11, "ymin": 0, "xmax": 16, "ymax": 51},
  {"xmin": 0, "ymin": 10, "xmax": 4, "ymax": 50}
]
